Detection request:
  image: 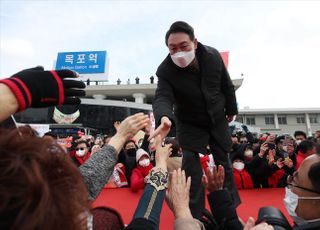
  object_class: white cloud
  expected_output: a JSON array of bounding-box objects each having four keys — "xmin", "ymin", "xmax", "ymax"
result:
[
  {"xmin": 1, "ymin": 1, "xmax": 320, "ymax": 108},
  {"xmin": 1, "ymin": 38, "xmax": 35, "ymax": 58}
]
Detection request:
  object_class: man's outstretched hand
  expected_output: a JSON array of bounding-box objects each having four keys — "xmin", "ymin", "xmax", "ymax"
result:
[{"xmin": 148, "ymin": 116, "xmax": 172, "ymax": 149}]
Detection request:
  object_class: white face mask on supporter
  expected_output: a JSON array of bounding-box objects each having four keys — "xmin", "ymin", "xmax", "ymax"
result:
[
  {"xmin": 296, "ymin": 140, "xmax": 302, "ymax": 145},
  {"xmin": 233, "ymin": 162, "xmax": 245, "ymax": 171},
  {"xmin": 139, "ymin": 159, "xmax": 150, "ymax": 167},
  {"xmin": 283, "ymin": 187, "xmax": 320, "ymax": 225},
  {"xmin": 76, "ymin": 149, "xmax": 86, "ymax": 157},
  {"xmin": 170, "ymin": 49, "xmax": 195, "ymax": 68}
]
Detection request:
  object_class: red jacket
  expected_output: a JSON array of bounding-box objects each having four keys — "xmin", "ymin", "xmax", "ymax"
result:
[
  {"xmin": 296, "ymin": 151, "xmax": 307, "ymax": 170},
  {"xmin": 233, "ymin": 168, "xmax": 253, "ymax": 190},
  {"xmin": 268, "ymin": 169, "xmax": 285, "ymax": 188},
  {"xmin": 130, "ymin": 164, "xmax": 153, "ymax": 192}
]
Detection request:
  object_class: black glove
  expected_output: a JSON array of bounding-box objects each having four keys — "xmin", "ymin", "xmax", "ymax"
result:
[
  {"xmin": 241, "ymin": 124, "xmax": 249, "ymax": 133},
  {"xmin": 0, "ymin": 66, "xmax": 86, "ymax": 111}
]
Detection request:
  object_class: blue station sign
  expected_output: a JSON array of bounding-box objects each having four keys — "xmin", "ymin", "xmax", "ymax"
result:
[{"xmin": 55, "ymin": 51, "xmax": 107, "ymax": 74}]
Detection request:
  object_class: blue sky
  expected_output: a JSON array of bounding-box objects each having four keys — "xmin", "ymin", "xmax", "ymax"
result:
[{"xmin": 1, "ymin": 0, "xmax": 320, "ymax": 109}]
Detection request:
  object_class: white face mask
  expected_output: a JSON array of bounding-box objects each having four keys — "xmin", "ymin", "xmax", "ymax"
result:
[
  {"xmin": 296, "ymin": 140, "xmax": 302, "ymax": 145},
  {"xmin": 233, "ymin": 162, "xmax": 245, "ymax": 171},
  {"xmin": 170, "ymin": 49, "xmax": 195, "ymax": 68},
  {"xmin": 284, "ymin": 187, "xmax": 320, "ymax": 225},
  {"xmin": 139, "ymin": 159, "xmax": 150, "ymax": 167},
  {"xmin": 283, "ymin": 146, "xmax": 288, "ymax": 152},
  {"xmin": 76, "ymin": 149, "xmax": 86, "ymax": 157}
]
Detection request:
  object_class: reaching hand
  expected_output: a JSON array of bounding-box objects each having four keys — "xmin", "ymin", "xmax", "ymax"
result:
[
  {"xmin": 166, "ymin": 169, "xmax": 192, "ymax": 219},
  {"xmin": 202, "ymin": 165, "xmax": 225, "ymax": 192},
  {"xmin": 259, "ymin": 143, "xmax": 268, "ymax": 158},
  {"xmin": 148, "ymin": 116, "xmax": 171, "ymax": 142},
  {"xmin": 268, "ymin": 150, "xmax": 276, "ymax": 166},
  {"xmin": 276, "ymin": 158, "xmax": 284, "ymax": 169},
  {"xmin": 116, "ymin": 113, "xmax": 149, "ymax": 140},
  {"xmin": 0, "ymin": 66, "xmax": 86, "ymax": 111},
  {"xmin": 108, "ymin": 113, "xmax": 149, "ymax": 154},
  {"xmin": 283, "ymin": 158, "xmax": 293, "ymax": 168},
  {"xmin": 153, "ymin": 135, "xmax": 172, "ymax": 170}
]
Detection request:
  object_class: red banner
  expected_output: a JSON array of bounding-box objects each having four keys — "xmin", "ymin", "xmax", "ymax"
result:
[{"xmin": 219, "ymin": 51, "xmax": 229, "ymax": 69}]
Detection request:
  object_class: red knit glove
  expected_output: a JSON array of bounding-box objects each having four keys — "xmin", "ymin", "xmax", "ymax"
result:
[{"xmin": 0, "ymin": 66, "xmax": 86, "ymax": 111}]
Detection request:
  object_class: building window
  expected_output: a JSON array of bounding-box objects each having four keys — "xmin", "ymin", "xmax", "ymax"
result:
[
  {"xmin": 278, "ymin": 116, "xmax": 287, "ymax": 125},
  {"xmin": 309, "ymin": 114, "xmax": 318, "ymax": 124},
  {"xmin": 265, "ymin": 115, "xmax": 274, "ymax": 125},
  {"xmin": 296, "ymin": 116, "xmax": 305, "ymax": 124},
  {"xmin": 246, "ymin": 116, "xmax": 255, "ymax": 125},
  {"xmin": 235, "ymin": 115, "xmax": 243, "ymax": 123}
]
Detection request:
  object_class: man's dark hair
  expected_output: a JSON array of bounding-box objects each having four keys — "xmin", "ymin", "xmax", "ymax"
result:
[
  {"xmin": 294, "ymin": 130, "xmax": 307, "ymax": 139},
  {"xmin": 165, "ymin": 21, "xmax": 195, "ymax": 46},
  {"xmin": 275, "ymin": 135, "xmax": 285, "ymax": 145},
  {"xmin": 308, "ymin": 160, "xmax": 320, "ymax": 193},
  {"xmin": 299, "ymin": 140, "xmax": 315, "ymax": 154}
]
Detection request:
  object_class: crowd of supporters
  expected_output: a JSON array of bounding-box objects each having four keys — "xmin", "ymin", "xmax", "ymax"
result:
[
  {"xmin": 1, "ymin": 67, "xmax": 320, "ymax": 229},
  {"xmin": 49, "ymin": 123, "xmax": 320, "ymax": 195}
]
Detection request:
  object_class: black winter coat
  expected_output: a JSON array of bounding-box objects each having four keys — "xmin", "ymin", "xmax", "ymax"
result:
[{"xmin": 153, "ymin": 42, "xmax": 238, "ymax": 152}]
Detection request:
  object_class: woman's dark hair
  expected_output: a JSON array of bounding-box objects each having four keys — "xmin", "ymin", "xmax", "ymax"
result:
[
  {"xmin": 124, "ymin": 140, "xmax": 137, "ymax": 149},
  {"xmin": 165, "ymin": 21, "xmax": 195, "ymax": 46},
  {"xmin": 76, "ymin": 140, "xmax": 90, "ymax": 148},
  {"xmin": 0, "ymin": 127, "xmax": 89, "ymax": 229}
]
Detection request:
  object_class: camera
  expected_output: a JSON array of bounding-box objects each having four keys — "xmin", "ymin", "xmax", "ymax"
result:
[
  {"xmin": 267, "ymin": 143, "xmax": 276, "ymax": 150},
  {"xmin": 256, "ymin": 206, "xmax": 292, "ymax": 230}
]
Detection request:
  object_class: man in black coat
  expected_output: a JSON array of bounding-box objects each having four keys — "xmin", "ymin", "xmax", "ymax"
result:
[{"xmin": 150, "ymin": 21, "xmax": 240, "ymax": 218}]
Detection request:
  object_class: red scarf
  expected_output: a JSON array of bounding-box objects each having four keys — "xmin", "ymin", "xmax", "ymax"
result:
[{"xmin": 74, "ymin": 152, "xmax": 91, "ymax": 165}]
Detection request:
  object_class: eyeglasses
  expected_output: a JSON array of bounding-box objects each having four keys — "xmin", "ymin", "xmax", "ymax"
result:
[
  {"xmin": 76, "ymin": 147, "xmax": 85, "ymax": 151},
  {"xmin": 287, "ymin": 175, "xmax": 320, "ymax": 195}
]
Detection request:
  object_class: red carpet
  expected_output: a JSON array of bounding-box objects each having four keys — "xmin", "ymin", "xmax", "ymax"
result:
[{"xmin": 92, "ymin": 188, "xmax": 292, "ymax": 229}]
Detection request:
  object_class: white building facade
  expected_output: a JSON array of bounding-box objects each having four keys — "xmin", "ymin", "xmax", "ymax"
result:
[{"xmin": 236, "ymin": 108, "xmax": 320, "ymax": 136}]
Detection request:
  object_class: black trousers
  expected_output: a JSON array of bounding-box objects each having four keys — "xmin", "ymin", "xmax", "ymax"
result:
[{"xmin": 178, "ymin": 120, "xmax": 241, "ymax": 219}]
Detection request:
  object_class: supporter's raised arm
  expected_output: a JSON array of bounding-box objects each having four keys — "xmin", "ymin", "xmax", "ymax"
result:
[
  {"xmin": 166, "ymin": 169, "xmax": 204, "ymax": 230},
  {"xmin": 79, "ymin": 113, "xmax": 149, "ymax": 200},
  {"xmin": 202, "ymin": 165, "xmax": 243, "ymax": 230},
  {"xmin": 0, "ymin": 66, "xmax": 86, "ymax": 122},
  {"xmin": 126, "ymin": 135, "xmax": 172, "ymax": 230},
  {"xmin": 202, "ymin": 166, "xmax": 274, "ymax": 230}
]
